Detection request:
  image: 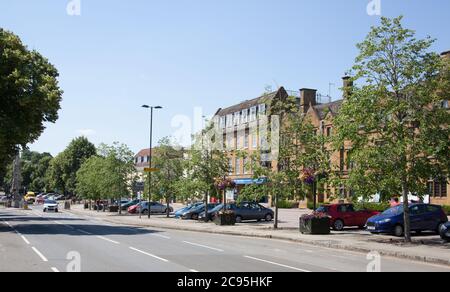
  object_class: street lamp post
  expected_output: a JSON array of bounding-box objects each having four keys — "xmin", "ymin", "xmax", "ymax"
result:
[{"xmin": 142, "ymin": 105, "xmax": 163, "ymax": 219}]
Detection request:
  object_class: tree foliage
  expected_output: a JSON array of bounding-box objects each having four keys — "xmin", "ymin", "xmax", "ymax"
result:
[
  {"xmin": 333, "ymin": 16, "xmax": 450, "ymax": 242},
  {"xmin": 0, "ymin": 28, "xmax": 62, "ymax": 179}
]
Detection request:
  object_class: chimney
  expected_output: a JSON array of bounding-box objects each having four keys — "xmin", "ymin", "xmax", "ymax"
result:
[
  {"xmin": 300, "ymin": 88, "xmax": 317, "ymax": 113},
  {"xmin": 342, "ymin": 76, "xmax": 353, "ymax": 99}
]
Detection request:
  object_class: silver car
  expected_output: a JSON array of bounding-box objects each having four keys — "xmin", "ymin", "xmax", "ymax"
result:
[
  {"xmin": 138, "ymin": 202, "xmax": 173, "ymax": 215},
  {"xmin": 43, "ymin": 199, "xmax": 59, "ymax": 213}
]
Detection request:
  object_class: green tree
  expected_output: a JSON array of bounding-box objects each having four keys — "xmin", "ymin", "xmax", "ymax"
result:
[
  {"xmin": 76, "ymin": 142, "xmax": 136, "ymax": 212},
  {"xmin": 20, "ymin": 149, "xmax": 53, "ymax": 192},
  {"xmin": 0, "ymin": 28, "xmax": 63, "ymax": 179},
  {"xmin": 47, "ymin": 137, "xmax": 96, "ymax": 195},
  {"xmin": 184, "ymin": 127, "xmax": 229, "ymax": 219},
  {"xmin": 151, "ymin": 138, "xmax": 184, "ymax": 217},
  {"xmin": 333, "ymin": 17, "xmax": 450, "ymax": 242}
]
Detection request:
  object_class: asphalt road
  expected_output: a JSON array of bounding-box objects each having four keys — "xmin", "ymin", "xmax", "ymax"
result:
[{"xmin": 1, "ymin": 206, "xmax": 449, "ymax": 272}]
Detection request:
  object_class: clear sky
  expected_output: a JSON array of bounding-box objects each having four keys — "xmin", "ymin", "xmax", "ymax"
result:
[{"xmin": 1, "ymin": 0, "xmax": 449, "ymax": 156}]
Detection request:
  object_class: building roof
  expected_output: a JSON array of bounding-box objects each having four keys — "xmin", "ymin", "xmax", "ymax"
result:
[
  {"xmin": 312, "ymin": 99, "xmax": 343, "ymax": 120},
  {"xmin": 214, "ymin": 87, "xmax": 288, "ymax": 117},
  {"xmin": 135, "ymin": 148, "xmax": 157, "ymax": 158}
]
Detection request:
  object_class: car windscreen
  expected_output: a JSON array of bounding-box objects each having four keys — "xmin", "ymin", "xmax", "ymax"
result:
[
  {"xmin": 44, "ymin": 200, "xmax": 57, "ymax": 204},
  {"xmin": 316, "ymin": 206, "xmax": 329, "ymax": 213},
  {"xmin": 382, "ymin": 205, "xmax": 403, "ymax": 216},
  {"xmin": 210, "ymin": 204, "xmax": 224, "ymax": 212}
]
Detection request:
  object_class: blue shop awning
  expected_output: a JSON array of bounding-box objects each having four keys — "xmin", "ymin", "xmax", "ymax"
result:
[{"xmin": 233, "ymin": 178, "xmax": 267, "ymax": 185}]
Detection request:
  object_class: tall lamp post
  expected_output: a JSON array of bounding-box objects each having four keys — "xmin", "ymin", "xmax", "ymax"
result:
[{"xmin": 142, "ymin": 105, "xmax": 163, "ymax": 219}]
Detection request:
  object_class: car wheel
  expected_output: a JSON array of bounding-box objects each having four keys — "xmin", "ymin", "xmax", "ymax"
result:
[
  {"xmin": 43, "ymin": 209, "xmax": 46, "ymax": 213},
  {"xmin": 394, "ymin": 225, "xmax": 404, "ymax": 237},
  {"xmin": 265, "ymin": 214, "xmax": 273, "ymax": 222},
  {"xmin": 333, "ymin": 219, "xmax": 344, "ymax": 231},
  {"xmin": 437, "ymin": 223, "xmax": 445, "ymax": 235},
  {"xmin": 55, "ymin": 209, "xmax": 58, "ymax": 213},
  {"xmin": 164, "ymin": 208, "xmax": 168, "ymax": 214},
  {"xmin": 192, "ymin": 213, "xmax": 199, "ymax": 220},
  {"xmin": 142, "ymin": 210, "xmax": 149, "ymax": 215},
  {"xmin": 236, "ymin": 216, "xmax": 243, "ymax": 223}
]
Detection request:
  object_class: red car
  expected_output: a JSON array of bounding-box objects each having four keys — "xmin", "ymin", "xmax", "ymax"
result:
[
  {"xmin": 316, "ymin": 204, "xmax": 380, "ymax": 231},
  {"xmin": 128, "ymin": 204, "xmax": 139, "ymax": 214}
]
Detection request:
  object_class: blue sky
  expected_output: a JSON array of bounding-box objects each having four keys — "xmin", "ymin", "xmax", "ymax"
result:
[{"xmin": 1, "ymin": 0, "xmax": 449, "ymax": 156}]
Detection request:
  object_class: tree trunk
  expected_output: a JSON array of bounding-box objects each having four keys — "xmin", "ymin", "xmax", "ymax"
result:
[
  {"xmin": 166, "ymin": 197, "xmax": 170, "ymax": 218},
  {"xmin": 274, "ymin": 192, "xmax": 279, "ymax": 229},
  {"xmin": 10, "ymin": 152, "xmax": 22, "ymax": 208},
  {"xmin": 402, "ymin": 180, "xmax": 411, "ymax": 243}
]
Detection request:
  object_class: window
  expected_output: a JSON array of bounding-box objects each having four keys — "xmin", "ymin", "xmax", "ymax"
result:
[
  {"xmin": 442, "ymin": 100, "xmax": 449, "ymax": 109},
  {"xmin": 237, "ymin": 132, "xmax": 243, "ymax": 149},
  {"xmin": 219, "ymin": 116, "xmax": 226, "ymax": 129},
  {"xmin": 227, "ymin": 135, "xmax": 234, "ymax": 150},
  {"xmin": 243, "ymin": 158, "xmax": 250, "ymax": 174},
  {"xmin": 241, "ymin": 109, "xmax": 248, "ymax": 124},
  {"xmin": 235, "ymin": 158, "xmax": 241, "ymax": 175},
  {"xmin": 229, "ymin": 159, "xmax": 234, "ymax": 175},
  {"xmin": 252, "ymin": 133, "xmax": 258, "ymax": 149},
  {"xmin": 326, "ymin": 127, "xmax": 332, "ymax": 137},
  {"xmin": 340, "ymin": 148, "xmax": 345, "ymax": 172},
  {"xmin": 428, "ymin": 177, "xmax": 448, "ymax": 197},
  {"xmin": 258, "ymin": 104, "xmax": 266, "ymax": 116},
  {"xmin": 244, "ymin": 132, "xmax": 249, "ymax": 149},
  {"xmin": 226, "ymin": 114, "xmax": 233, "ymax": 128},
  {"xmin": 233, "ymin": 112, "xmax": 240, "ymax": 125},
  {"xmin": 250, "ymin": 106, "xmax": 257, "ymax": 121}
]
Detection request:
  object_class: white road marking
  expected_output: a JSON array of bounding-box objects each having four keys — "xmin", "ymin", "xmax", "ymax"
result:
[
  {"xmin": 20, "ymin": 235, "xmax": 30, "ymax": 245},
  {"xmin": 3, "ymin": 220, "xmax": 12, "ymax": 228},
  {"xmin": 244, "ymin": 256, "xmax": 311, "ymax": 272},
  {"xmin": 182, "ymin": 241, "xmax": 224, "ymax": 252},
  {"xmin": 31, "ymin": 247, "xmax": 48, "ymax": 262},
  {"xmin": 152, "ymin": 234, "xmax": 171, "ymax": 239},
  {"xmin": 96, "ymin": 236, "xmax": 120, "ymax": 245},
  {"xmin": 189, "ymin": 269, "xmax": 199, "ymax": 272},
  {"xmin": 77, "ymin": 229, "xmax": 93, "ymax": 235},
  {"xmin": 51, "ymin": 267, "xmax": 60, "ymax": 272},
  {"xmin": 129, "ymin": 247, "xmax": 169, "ymax": 263}
]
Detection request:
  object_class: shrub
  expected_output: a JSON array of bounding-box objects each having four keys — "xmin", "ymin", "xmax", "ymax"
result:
[
  {"xmin": 443, "ymin": 205, "xmax": 450, "ymax": 216},
  {"xmin": 355, "ymin": 202, "xmax": 390, "ymax": 212},
  {"xmin": 277, "ymin": 200, "xmax": 299, "ymax": 209}
]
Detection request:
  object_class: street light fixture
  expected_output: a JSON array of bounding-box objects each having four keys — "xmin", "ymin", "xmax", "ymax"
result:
[{"xmin": 142, "ymin": 105, "xmax": 163, "ymax": 219}]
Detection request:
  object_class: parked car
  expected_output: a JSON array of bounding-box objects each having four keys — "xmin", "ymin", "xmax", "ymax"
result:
[
  {"xmin": 43, "ymin": 199, "xmax": 59, "ymax": 213},
  {"xmin": 439, "ymin": 222, "xmax": 450, "ymax": 242},
  {"xmin": 181, "ymin": 203, "xmax": 219, "ymax": 220},
  {"xmin": 316, "ymin": 204, "xmax": 380, "ymax": 231},
  {"xmin": 0, "ymin": 195, "xmax": 8, "ymax": 202},
  {"xmin": 121, "ymin": 199, "xmax": 140, "ymax": 211},
  {"xmin": 199, "ymin": 202, "xmax": 274, "ymax": 223},
  {"xmin": 128, "ymin": 203, "xmax": 140, "ymax": 214},
  {"xmin": 366, "ymin": 204, "xmax": 448, "ymax": 237},
  {"xmin": 138, "ymin": 202, "xmax": 173, "ymax": 215},
  {"xmin": 24, "ymin": 192, "xmax": 36, "ymax": 203},
  {"xmin": 174, "ymin": 202, "xmax": 203, "ymax": 218}
]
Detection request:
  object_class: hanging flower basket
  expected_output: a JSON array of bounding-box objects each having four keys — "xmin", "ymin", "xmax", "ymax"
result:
[
  {"xmin": 300, "ymin": 168, "xmax": 315, "ymax": 185},
  {"xmin": 214, "ymin": 178, "xmax": 236, "ymax": 191}
]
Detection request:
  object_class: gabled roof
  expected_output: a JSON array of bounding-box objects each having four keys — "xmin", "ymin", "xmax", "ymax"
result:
[
  {"xmin": 214, "ymin": 87, "xmax": 288, "ymax": 117},
  {"xmin": 311, "ymin": 99, "xmax": 343, "ymax": 120}
]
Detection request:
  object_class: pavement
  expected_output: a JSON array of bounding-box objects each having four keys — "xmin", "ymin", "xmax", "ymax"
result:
[
  {"xmin": 1, "ymin": 205, "xmax": 449, "ymax": 272},
  {"xmin": 50, "ymin": 204, "xmax": 450, "ymax": 267}
]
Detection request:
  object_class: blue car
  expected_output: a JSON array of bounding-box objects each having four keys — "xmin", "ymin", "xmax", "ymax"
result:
[
  {"xmin": 440, "ymin": 222, "xmax": 450, "ymax": 242},
  {"xmin": 174, "ymin": 202, "xmax": 203, "ymax": 219},
  {"xmin": 366, "ymin": 204, "xmax": 448, "ymax": 237}
]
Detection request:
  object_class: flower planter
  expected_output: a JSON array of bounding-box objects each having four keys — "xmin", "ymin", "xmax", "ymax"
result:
[
  {"xmin": 108, "ymin": 205, "xmax": 119, "ymax": 213},
  {"xmin": 214, "ymin": 212, "xmax": 236, "ymax": 226},
  {"xmin": 299, "ymin": 217, "xmax": 330, "ymax": 235}
]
